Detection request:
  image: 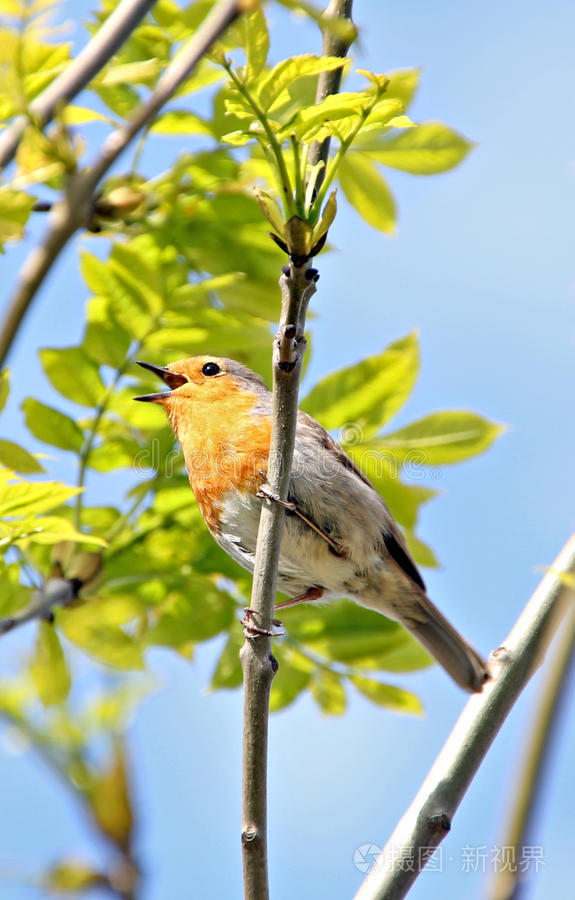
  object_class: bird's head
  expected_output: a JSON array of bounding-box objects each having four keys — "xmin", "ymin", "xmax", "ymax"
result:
[{"xmin": 134, "ymin": 356, "xmax": 270, "ymax": 422}]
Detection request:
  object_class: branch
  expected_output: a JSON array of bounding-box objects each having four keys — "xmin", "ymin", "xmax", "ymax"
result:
[
  {"xmin": 240, "ymin": 265, "xmax": 317, "ymax": 900},
  {"xmin": 489, "ymin": 601, "xmax": 575, "ymax": 900},
  {"xmin": 353, "ymin": 533, "xmax": 575, "ymax": 900},
  {"xmin": 0, "ymin": 0, "xmax": 157, "ymax": 171},
  {"xmin": 239, "ymin": 4, "xmax": 353, "ymax": 897},
  {"xmin": 0, "ymin": 0, "xmax": 245, "ymax": 369},
  {"xmin": 0, "ymin": 577, "xmax": 79, "ymax": 635},
  {"xmin": 307, "ymin": 0, "xmax": 355, "ymax": 198}
]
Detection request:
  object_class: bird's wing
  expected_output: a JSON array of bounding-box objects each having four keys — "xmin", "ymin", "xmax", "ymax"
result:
[{"xmin": 293, "ymin": 411, "xmax": 426, "ymax": 592}]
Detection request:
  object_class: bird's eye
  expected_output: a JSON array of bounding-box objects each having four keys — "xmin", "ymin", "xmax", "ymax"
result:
[{"xmin": 201, "ymin": 362, "xmax": 221, "ymax": 377}]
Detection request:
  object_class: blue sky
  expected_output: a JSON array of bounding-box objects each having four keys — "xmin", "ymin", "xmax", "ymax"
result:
[{"xmin": 1, "ymin": 0, "xmax": 574, "ymax": 898}]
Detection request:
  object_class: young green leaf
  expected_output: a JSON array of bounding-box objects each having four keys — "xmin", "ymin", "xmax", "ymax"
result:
[
  {"xmin": 384, "ymin": 68, "xmax": 421, "ymax": 109},
  {"xmin": 257, "ymin": 55, "xmax": 348, "ymax": 111},
  {"xmin": 30, "ymin": 623, "xmax": 71, "ymax": 707},
  {"xmin": 311, "ymin": 667, "xmax": 347, "ymax": 715},
  {"xmin": 243, "ymin": 8, "xmax": 269, "ymax": 82},
  {"xmin": 0, "ymin": 190, "xmax": 36, "ymax": 250},
  {"xmin": 269, "ymin": 646, "xmax": 313, "ymax": 712},
  {"xmin": 302, "ymin": 333, "xmax": 419, "ymax": 436},
  {"xmin": 39, "ymin": 347, "xmax": 106, "ymax": 408},
  {"xmin": 0, "ymin": 439, "xmax": 45, "ymax": 474},
  {"xmin": 83, "ymin": 296, "xmax": 131, "ymax": 370},
  {"xmin": 362, "ymin": 122, "xmax": 474, "ymax": 174},
  {"xmin": 378, "ymin": 411, "xmax": 505, "ymax": 464},
  {"xmin": 100, "ymin": 58, "xmax": 162, "ymax": 87},
  {"xmin": 338, "ymin": 153, "xmax": 396, "ymax": 234},
  {"xmin": 404, "ymin": 531, "xmax": 440, "ymax": 568},
  {"xmin": 0, "ymin": 474, "xmax": 81, "ymax": 518},
  {"xmin": 350, "ymin": 675, "xmax": 423, "ymax": 715},
  {"xmin": 22, "ymin": 398, "xmax": 84, "ymax": 452},
  {"xmin": 150, "ymin": 110, "xmax": 213, "ymax": 135},
  {"xmin": 210, "ymin": 629, "xmax": 244, "ymax": 689}
]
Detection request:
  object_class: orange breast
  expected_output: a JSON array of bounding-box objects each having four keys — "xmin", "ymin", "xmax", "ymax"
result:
[{"xmin": 169, "ymin": 383, "xmax": 272, "ymax": 531}]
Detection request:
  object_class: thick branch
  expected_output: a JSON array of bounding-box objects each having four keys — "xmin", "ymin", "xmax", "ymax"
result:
[
  {"xmin": 0, "ymin": 0, "xmax": 244, "ymax": 369},
  {"xmin": 354, "ymin": 532, "xmax": 575, "ymax": 900},
  {"xmin": 0, "ymin": 0, "xmax": 157, "ymax": 171},
  {"xmin": 489, "ymin": 602, "xmax": 575, "ymax": 900},
  {"xmin": 307, "ymin": 0, "xmax": 355, "ymax": 197}
]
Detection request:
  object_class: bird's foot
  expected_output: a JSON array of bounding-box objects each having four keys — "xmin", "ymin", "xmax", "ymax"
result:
[{"xmin": 242, "ymin": 607, "xmax": 285, "ymax": 638}]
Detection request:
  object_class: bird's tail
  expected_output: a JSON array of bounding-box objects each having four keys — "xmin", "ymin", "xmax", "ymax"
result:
[{"xmin": 398, "ymin": 593, "xmax": 488, "ymax": 693}]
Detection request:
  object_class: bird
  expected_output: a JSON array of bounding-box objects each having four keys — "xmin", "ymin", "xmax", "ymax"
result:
[{"xmin": 134, "ymin": 355, "xmax": 488, "ymax": 692}]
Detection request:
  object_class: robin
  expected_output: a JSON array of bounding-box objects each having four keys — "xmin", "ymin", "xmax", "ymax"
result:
[{"xmin": 134, "ymin": 355, "xmax": 488, "ymax": 692}]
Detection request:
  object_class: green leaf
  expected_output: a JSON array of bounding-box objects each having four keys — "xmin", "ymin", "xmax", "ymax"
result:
[
  {"xmin": 244, "ymin": 8, "xmax": 269, "ymax": 81},
  {"xmin": 62, "ymin": 105, "xmax": 113, "ymax": 125},
  {"xmin": 0, "ymin": 473, "xmax": 80, "ymax": 517},
  {"xmin": 338, "ymin": 153, "xmax": 396, "ymax": 234},
  {"xmin": 101, "ymin": 58, "xmax": 161, "ymax": 87},
  {"xmin": 0, "ymin": 369, "xmax": 9, "ymax": 413},
  {"xmin": 385, "ymin": 68, "xmax": 421, "ymax": 110},
  {"xmin": 147, "ymin": 581, "xmax": 235, "ymax": 648},
  {"xmin": 0, "ymin": 190, "xmax": 35, "ymax": 250},
  {"xmin": 270, "ymin": 645, "xmax": 313, "ymax": 712},
  {"xmin": 30, "ymin": 623, "xmax": 71, "ymax": 707},
  {"xmin": 258, "ymin": 55, "xmax": 348, "ymax": 111},
  {"xmin": 362, "ymin": 122, "xmax": 474, "ymax": 174},
  {"xmin": 60, "ymin": 608, "xmax": 144, "ymax": 670},
  {"xmin": 18, "ymin": 515, "xmax": 107, "ymax": 547},
  {"xmin": 378, "ymin": 411, "xmax": 505, "ymax": 464},
  {"xmin": 285, "ymin": 600, "xmax": 431, "ymax": 672},
  {"xmin": 0, "ymin": 439, "xmax": 44, "ymax": 474},
  {"xmin": 95, "ymin": 84, "xmax": 140, "ymax": 118},
  {"xmin": 150, "ymin": 110, "xmax": 213, "ymax": 135},
  {"xmin": 150, "ymin": 109, "xmax": 213, "ymax": 137},
  {"xmin": 404, "ymin": 531, "xmax": 440, "ymax": 568},
  {"xmin": 287, "ymin": 90, "xmax": 372, "ymax": 142},
  {"xmin": 22, "ymin": 398, "xmax": 84, "ymax": 452},
  {"xmin": 83, "ymin": 295, "xmax": 131, "ymax": 369},
  {"xmin": 0, "ymin": 563, "xmax": 31, "ymax": 617},
  {"xmin": 210, "ymin": 629, "xmax": 243, "ymax": 689},
  {"xmin": 302, "ymin": 333, "xmax": 419, "ymax": 436},
  {"xmin": 39, "ymin": 347, "xmax": 106, "ymax": 408},
  {"xmin": 350, "ymin": 675, "xmax": 423, "ymax": 715},
  {"xmin": 311, "ymin": 667, "xmax": 347, "ymax": 715}
]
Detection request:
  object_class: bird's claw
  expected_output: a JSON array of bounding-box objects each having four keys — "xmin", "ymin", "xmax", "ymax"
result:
[{"xmin": 242, "ymin": 607, "xmax": 285, "ymax": 638}]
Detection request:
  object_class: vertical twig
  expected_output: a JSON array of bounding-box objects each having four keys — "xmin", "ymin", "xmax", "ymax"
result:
[
  {"xmin": 489, "ymin": 602, "xmax": 575, "ymax": 900},
  {"xmin": 353, "ymin": 533, "xmax": 575, "ymax": 900},
  {"xmin": 240, "ymin": 4, "xmax": 355, "ymax": 898},
  {"xmin": 240, "ymin": 264, "xmax": 317, "ymax": 900}
]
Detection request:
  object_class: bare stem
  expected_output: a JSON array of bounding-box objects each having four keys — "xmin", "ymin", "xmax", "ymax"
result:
[
  {"xmin": 240, "ymin": 263, "xmax": 317, "ymax": 900},
  {"xmin": 0, "ymin": 0, "xmax": 157, "ymax": 171},
  {"xmin": 354, "ymin": 533, "xmax": 575, "ymax": 900},
  {"xmin": 488, "ymin": 601, "xmax": 575, "ymax": 900},
  {"xmin": 0, "ymin": 0, "xmax": 244, "ymax": 369},
  {"xmin": 307, "ymin": 0, "xmax": 355, "ymax": 199}
]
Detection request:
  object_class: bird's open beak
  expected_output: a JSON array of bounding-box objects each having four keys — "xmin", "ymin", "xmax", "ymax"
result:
[{"xmin": 133, "ymin": 361, "xmax": 188, "ymax": 403}]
